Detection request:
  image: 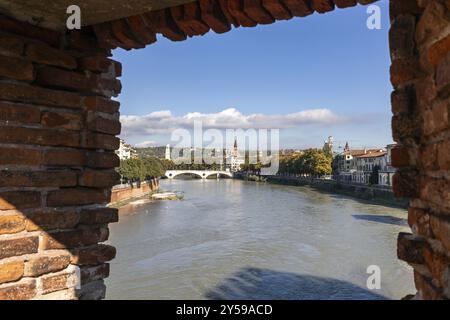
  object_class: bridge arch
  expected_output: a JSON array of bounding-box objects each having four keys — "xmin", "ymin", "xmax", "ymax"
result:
[
  {"xmin": 165, "ymin": 170, "xmax": 233, "ymax": 179},
  {"xmin": 0, "ymin": 0, "xmax": 448, "ymax": 300}
]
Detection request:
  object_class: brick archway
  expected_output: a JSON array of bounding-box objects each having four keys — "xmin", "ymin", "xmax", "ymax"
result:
[{"xmin": 0, "ymin": 0, "xmax": 449, "ymax": 299}]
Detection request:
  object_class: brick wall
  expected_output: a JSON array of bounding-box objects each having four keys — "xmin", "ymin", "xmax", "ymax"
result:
[
  {"xmin": 391, "ymin": 0, "xmax": 450, "ymax": 299},
  {"xmin": 0, "ymin": 14, "xmax": 121, "ymax": 299},
  {"xmin": 110, "ymin": 179, "xmax": 159, "ymax": 204}
]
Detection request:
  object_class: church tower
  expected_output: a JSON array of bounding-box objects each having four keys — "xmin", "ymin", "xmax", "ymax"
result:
[{"xmin": 165, "ymin": 144, "xmax": 171, "ymax": 160}]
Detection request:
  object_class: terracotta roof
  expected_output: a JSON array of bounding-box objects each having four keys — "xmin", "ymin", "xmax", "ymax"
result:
[{"xmin": 356, "ymin": 150, "xmax": 387, "ymax": 158}]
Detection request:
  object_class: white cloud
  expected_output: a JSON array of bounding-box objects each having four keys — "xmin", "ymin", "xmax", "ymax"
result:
[
  {"xmin": 120, "ymin": 108, "xmax": 345, "ymax": 139},
  {"xmin": 134, "ymin": 140, "xmax": 157, "ymax": 148}
]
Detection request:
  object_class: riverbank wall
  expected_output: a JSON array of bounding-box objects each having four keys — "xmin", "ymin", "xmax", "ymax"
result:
[
  {"xmin": 110, "ymin": 179, "xmax": 159, "ymax": 205},
  {"xmin": 237, "ymin": 174, "xmax": 408, "ymax": 208}
]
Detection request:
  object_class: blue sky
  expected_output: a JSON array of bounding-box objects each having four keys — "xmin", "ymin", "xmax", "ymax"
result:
[{"xmin": 113, "ymin": 0, "xmax": 393, "ymax": 151}]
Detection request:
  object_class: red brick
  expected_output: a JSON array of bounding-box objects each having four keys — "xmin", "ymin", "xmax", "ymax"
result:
[
  {"xmin": 391, "ymin": 86, "xmax": 416, "ymax": 116},
  {"xmin": 420, "ymin": 143, "xmax": 438, "ymax": 171},
  {"xmin": 0, "ymin": 260, "xmax": 24, "ymax": 284},
  {"xmin": 311, "ymin": 0, "xmax": 335, "ymax": 13},
  {"xmin": 392, "ymin": 169, "xmax": 420, "ymax": 198},
  {"xmin": 95, "ymin": 75, "xmax": 122, "ymax": 97},
  {"xmin": 41, "ymin": 111, "xmax": 82, "ymax": 131},
  {"xmin": 47, "ymin": 188, "xmax": 110, "ymax": 207},
  {"xmin": 436, "ymin": 52, "xmax": 450, "ymax": 97},
  {"xmin": 25, "ymin": 210, "xmax": 80, "ymax": 232},
  {"xmin": 438, "ymin": 139, "xmax": 450, "ymax": 170},
  {"xmin": 24, "ymin": 253, "xmax": 71, "ymax": 277},
  {"xmin": 408, "ymin": 207, "xmax": 431, "ymax": 237},
  {"xmin": 389, "ymin": 14, "xmax": 416, "ymax": 61},
  {"xmin": 125, "ymin": 15, "xmax": 157, "ymax": 46},
  {"xmin": 144, "ymin": 9, "xmax": 187, "ymax": 41},
  {"xmin": 281, "ymin": 0, "xmax": 313, "ymax": 17},
  {"xmin": 392, "ymin": 114, "xmax": 420, "ymax": 142},
  {"xmin": 390, "ymin": 58, "xmax": 423, "ymax": 87},
  {"xmin": 87, "ymin": 114, "xmax": 121, "ymax": 135},
  {"xmin": 0, "ymin": 279, "xmax": 36, "ymax": 300},
  {"xmin": 0, "ymin": 215, "xmax": 25, "ymax": 235},
  {"xmin": 80, "ymin": 170, "xmax": 120, "ymax": 188},
  {"xmin": 420, "ymin": 177, "xmax": 450, "ymax": 210},
  {"xmin": 243, "ymin": 0, "xmax": 275, "ymax": 24},
  {"xmin": 0, "ymin": 82, "xmax": 83, "ymax": 109},
  {"xmin": 218, "ymin": 0, "xmax": 239, "ymax": 26},
  {"xmin": 391, "ymin": 146, "xmax": 411, "ymax": 167},
  {"xmin": 428, "ymin": 35, "xmax": 450, "ymax": 67},
  {"xmin": 25, "ymin": 42, "xmax": 76, "ymax": 69},
  {"xmin": 0, "ymin": 147, "xmax": 41, "ymax": 166},
  {"xmin": 415, "ymin": 1, "xmax": 448, "ymax": 47},
  {"xmin": 0, "ymin": 170, "xmax": 77, "ymax": 188},
  {"xmin": 422, "ymin": 244, "xmax": 450, "ymax": 289},
  {"xmin": 36, "ymin": 66, "xmax": 92, "ymax": 93},
  {"xmin": 227, "ymin": 0, "xmax": 257, "ymax": 27},
  {"xmin": 333, "ymin": 0, "xmax": 357, "ymax": 9},
  {"xmin": 78, "ymin": 55, "xmax": 112, "ymax": 73},
  {"xmin": 83, "ymin": 132, "xmax": 120, "ymax": 151},
  {"xmin": 111, "ymin": 19, "xmax": 145, "ymax": 49},
  {"xmin": 92, "ymin": 22, "xmax": 121, "ymax": 50},
  {"xmin": 171, "ymin": 2, "xmax": 210, "ymax": 37},
  {"xmin": 85, "ymin": 96, "xmax": 120, "ymax": 114},
  {"xmin": 85, "ymin": 151, "xmax": 120, "ymax": 169},
  {"xmin": 261, "ymin": 0, "xmax": 292, "ymax": 20},
  {"xmin": 430, "ymin": 214, "xmax": 450, "ymax": 251},
  {"xmin": 0, "ymin": 101, "xmax": 41, "ymax": 123},
  {"xmin": 423, "ymin": 99, "xmax": 449, "ymax": 136},
  {"xmin": 397, "ymin": 232, "xmax": 427, "ymax": 265},
  {"xmin": 0, "ymin": 55, "xmax": 34, "ymax": 81},
  {"xmin": 42, "ymin": 227, "xmax": 109, "ymax": 249},
  {"xmin": 0, "ymin": 31, "xmax": 24, "ymax": 57},
  {"xmin": 389, "ymin": 0, "xmax": 422, "ymax": 19},
  {"xmin": 0, "ymin": 236, "xmax": 39, "ymax": 259},
  {"xmin": 0, "ymin": 127, "xmax": 80, "ymax": 147},
  {"xmin": 414, "ymin": 271, "xmax": 445, "ymax": 300},
  {"xmin": 70, "ymin": 244, "xmax": 116, "ymax": 265},
  {"xmin": 0, "ymin": 191, "xmax": 41, "ymax": 210},
  {"xmin": 80, "ymin": 208, "xmax": 119, "ymax": 225},
  {"xmin": 81, "ymin": 264, "xmax": 110, "ymax": 285},
  {"xmin": 0, "ymin": 15, "xmax": 60, "ymax": 47},
  {"xmin": 415, "ymin": 76, "xmax": 437, "ymax": 109},
  {"xmin": 43, "ymin": 149, "xmax": 86, "ymax": 167}
]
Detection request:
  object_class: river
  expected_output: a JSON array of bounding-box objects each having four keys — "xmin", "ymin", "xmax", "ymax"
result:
[{"xmin": 105, "ymin": 179, "xmax": 414, "ymax": 300}]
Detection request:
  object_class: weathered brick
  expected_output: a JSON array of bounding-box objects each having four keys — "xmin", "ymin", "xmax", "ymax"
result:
[
  {"xmin": 389, "ymin": 0, "xmax": 422, "ymax": 20},
  {"xmin": 76, "ymin": 279, "xmax": 105, "ymax": 300},
  {"xmin": 0, "ymin": 82, "xmax": 83, "ymax": 109},
  {"xmin": 125, "ymin": 15, "xmax": 158, "ymax": 47},
  {"xmin": 333, "ymin": 0, "xmax": 356, "ymax": 9},
  {"xmin": 430, "ymin": 214, "xmax": 450, "ymax": 251},
  {"xmin": 0, "ymin": 55, "xmax": 34, "ymax": 81},
  {"xmin": 428, "ymin": 34, "xmax": 450, "ymax": 67},
  {"xmin": 281, "ymin": 0, "xmax": 313, "ymax": 17},
  {"xmin": 393, "ymin": 168, "xmax": 420, "ymax": 198},
  {"xmin": 420, "ymin": 143, "xmax": 438, "ymax": 171},
  {"xmin": 81, "ymin": 263, "xmax": 110, "ymax": 285},
  {"xmin": 110, "ymin": 19, "xmax": 144, "ymax": 49},
  {"xmin": 70, "ymin": 244, "xmax": 116, "ymax": 265},
  {"xmin": 24, "ymin": 253, "xmax": 71, "ymax": 277},
  {"xmin": 83, "ymin": 132, "xmax": 120, "ymax": 151},
  {"xmin": 261, "ymin": 0, "xmax": 292, "ymax": 20},
  {"xmin": 0, "ymin": 101, "xmax": 41, "ymax": 124},
  {"xmin": 42, "ymin": 227, "xmax": 109, "ymax": 249},
  {"xmin": 438, "ymin": 139, "xmax": 450, "ymax": 170},
  {"xmin": 227, "ymin": 0, "xmax": 257, "ymax": 27},
  {"xmin": 0, "ymin": 170, "xmax": 77, "ymax": 188},
  {"xmin": 41, "ymin": 271, "xmax": 77, "ymax": 294},
  {"xmin": 397, "ymin": 232, "xmax": 428, "ymax": 265},
  {"xmin": 25, "ymin": 42, "xmax": 76, "ymax": 69},
  {"xmin": 41, "ymin": 111, "xmax": 82, "ymax": 131},
  {"xmin": 36, "ymin": 66, "xmax": 92, "ymax": 93},
  {"xmin": 43, "ymin": 149, "xmax": 86, "ymax": 167},
  {"xmin": 0, "ymin": 191, "xmax": 41, "ymax": 210},
  {"xmin": 0, "ymin": 236, "xmax": 39, "ymax": 259},
  {"xmin": 415, "ymin": 76, "xmax": 437, "ymax": 109},
  {"xmin": 311, "ymin": 0, "xmax": 335, "ymax": 13},
  {"xmin": 390, "ymin": 58, "xmax": 423, "ymax": 87},
  {"xmin": 420, "ymin": 177, "xmax": 450, "ymax": 210},
  {"xmin": 79, "ymin": 55, "xmax": 112, "ymax": 73},
  {"xmin": 391, "ymin": 86, "xmax": 416, "ymax": 115},
  {"xmin": 80, "ymin": 170, "xmax": 120, "ymax": 188},
  {"xmin": 408, "ymin": 207, "xmax": 431, "ymax": 237},
  {"xmin": 0, "ymin": 127, "xmax": 80, "ymax": 148},
  {"xmin": 79, "ymin": 207, "xmax": 119, "ymax": 225},
  {"xmin": 415, "ymin": 1, "xmax": 449, "ymax": 47},
  {"xmin": 47, "ymin": 188, "xmax": 110, "ymax": 207},
  {"xmin": 392, "ymin": 114, "xmax": 421, "ymax": 142},
  {"xmin": 87, "ymin": 115, "xmax": 121, "ymax": 135},
  {"xmin": 422, "ymin": 244, "xmax": 450, "ymax": 288},
  {"xmin": 198, "ymin": 0, "xmax": 232, "ymax": 34},
  {"xmin": 423, "ymin": 99, "xmax": 449, "ymax": 136},
  {"xmin": 0, "ymin": 260, "xmax": 24, "ymax": 284},
  {"xmin": 414, "ymin": 271, "xmax": 445, "ymax": 300},
  {"xmin": 85, "ymin": 96, "xmax": 120, "ymax": 114},
  {"xmin": 0, "ymin": 14, "xmax": 60, "ymax": 47},
  {"xmin": 436, "ymin": 52, "xmax": 450, "ymax": 97},
  {"xmin": 0, "ymin": 215, "xmax": 25, "ymax": 234},
  {"xmin": 391, "ymin": 146, "xmax": 411, "ymax": 167},
  {"xmin": 0, "ymin": 279, "xmax": 36, "ymax": 300},
  {"xmin": 389, "ymin": 14, "xmax": 416, "ymax": 61},
  {"xmin": 25, "ymin": 210, "xmax": 79, "ymax": 232},
  {"xmin": 0, "ymin": 147, "xmax": 42, "ymax": 166},
  {"xmin": 85, "ymin": 151, "xmax": 119, "ymax": 169},
  {"xmin": 0, "ymin": 31, "xmax": 24, "ymax": 57},
  {"xmin": 172, "ymin": 2, "xmax": 211, "ymax": 37}
]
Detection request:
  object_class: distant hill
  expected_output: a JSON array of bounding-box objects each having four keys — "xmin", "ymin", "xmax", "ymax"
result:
[{"xmin": 135, "ymin": 146, "xmax": 166, "ymax": 159}]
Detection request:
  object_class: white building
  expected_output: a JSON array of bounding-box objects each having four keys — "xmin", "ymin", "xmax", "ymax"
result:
[
  {"xmin": 115, "ymin": 139, "xmax": 136, "ymax": 160},
  {"xmin": 165, "ymin": 144, "xmax": 171, "ymax": 160},
  {"xmin": 228, "ymin": 138, "xmax": 245, "ymax": 172},
  {"xmin": 378, "ymin": 144, "xmax": 396, "ymax": 186}
]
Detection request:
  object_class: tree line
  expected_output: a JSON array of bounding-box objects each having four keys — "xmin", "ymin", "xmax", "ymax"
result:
[
  {"xmin": 277, "ymin": 148, "xmax": 332, "ymax": 177},
  {"xmin": 117, "ymin": 157, "xmax": 166, "ymax": 183}
]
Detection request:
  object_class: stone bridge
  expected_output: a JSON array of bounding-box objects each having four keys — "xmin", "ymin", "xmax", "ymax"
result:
[
  {"xmin": 0, "ymin": 0, "xmax": 448, "ymax": 300},
  {"xmin": 165, "ymin": 170, "xmax": 233, "ymax": 179}
]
